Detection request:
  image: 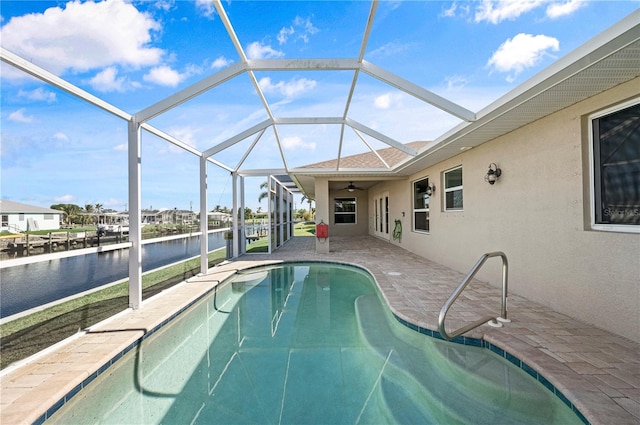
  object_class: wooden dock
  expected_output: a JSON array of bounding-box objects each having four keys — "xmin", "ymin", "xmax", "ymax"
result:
[{"xmin": 5, "ymin": 232, "xmax": 127, "ymax": 257}]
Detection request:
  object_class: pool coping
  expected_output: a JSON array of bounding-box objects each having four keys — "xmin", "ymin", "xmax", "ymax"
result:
[{"xmin": 1, "ymin": 236, "xmax": 638, "ymax": 424}]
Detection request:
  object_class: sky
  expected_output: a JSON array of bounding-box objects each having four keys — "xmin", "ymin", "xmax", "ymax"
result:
[{"xmin": 1, "ymin": 0, "xmax": 637, "ymax": 214}]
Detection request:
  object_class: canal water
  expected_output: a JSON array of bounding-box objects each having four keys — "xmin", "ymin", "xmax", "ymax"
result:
[{"xmin": 1, "ymin": 232, "xmax": 226, "ymax": 319}]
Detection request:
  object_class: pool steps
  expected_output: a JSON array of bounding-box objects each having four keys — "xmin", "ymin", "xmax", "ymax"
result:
[{"xmin": 355, "ymin": 294, "xmax": 583, "ymax": 424}]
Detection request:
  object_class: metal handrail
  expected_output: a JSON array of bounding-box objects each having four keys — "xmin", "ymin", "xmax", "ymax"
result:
[{"xmin": 438, "ymin": 251, "xmax": 509, "ymax": 340}]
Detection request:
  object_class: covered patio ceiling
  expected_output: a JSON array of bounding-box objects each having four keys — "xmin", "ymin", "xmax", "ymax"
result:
[{"xmin": 2, "ymin": 2, "xmax": 639, "ymax": 201}]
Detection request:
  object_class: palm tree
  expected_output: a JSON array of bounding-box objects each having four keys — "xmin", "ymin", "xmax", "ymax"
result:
[
  {"xmin": 258, "ymin": 181, "xmax": 269, "ymax": 204},
  {"xmin": 84, "ymin": 204, "xmax": 95, "ymax": 226},
  {"xmin": 301, "ymin": 195, "xmax": 314, "ymax": 216},
  {"xmin": 52, "ymin": 203, "xmax": 81, "ymax": 226}
]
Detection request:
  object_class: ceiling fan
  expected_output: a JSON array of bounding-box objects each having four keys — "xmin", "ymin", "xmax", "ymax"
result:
[{"xmin": 344, "ymin": 182, "xmax": 364, "ymax": 192}]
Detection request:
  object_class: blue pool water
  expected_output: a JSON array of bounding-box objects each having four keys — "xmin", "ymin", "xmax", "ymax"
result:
[{"xmin": 47, "ymin": 263, "xmax": 582, "ymax": 424}]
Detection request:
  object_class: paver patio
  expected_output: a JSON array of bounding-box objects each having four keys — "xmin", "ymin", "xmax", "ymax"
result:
[{"xmin": 1, "ymin": 235, "xmax": 638, "ymax": 424}]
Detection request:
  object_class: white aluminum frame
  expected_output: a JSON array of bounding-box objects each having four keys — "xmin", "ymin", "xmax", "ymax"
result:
[
  {"xmin": 443, "ymin": 166, "xmax": 464, "ymax": 212},
  {"xmin": 588, "ymin": 96, "xmax": 640, "ymax": 234},
  {"xmin": 1, "ymin": 2, "xmax": 637, "ymax": 311}
]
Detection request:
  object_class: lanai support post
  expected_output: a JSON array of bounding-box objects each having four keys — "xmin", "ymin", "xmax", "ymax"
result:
[
  {"xmin": 128, "ymin": 120, "xmax": 143, "ymax": 309},
  {"xmin": 315, "ymin": 178, "xmax": 330, "ymax": 254},
  {"xmin": 232, "ymin": 172, "xmax": 239, "ymax": 259},
  {"xmin": 199, "ymin": 155, "xmax": 208, "ymax": 275},
  {"xmin": 239, "ymin": 175, "xmax": 245, "ymax": 256},
  {"xmin": 278, "ymin": 183, "xmax": 284, "ymax": 248}
]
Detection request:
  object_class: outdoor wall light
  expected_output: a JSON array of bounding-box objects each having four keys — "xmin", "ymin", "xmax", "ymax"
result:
[
  {"xmin": 425, "ymin": 183, "xmax": 436, "ymax": 196},
  {"xmin": 485, "ymin": 163, "xmax": 502, "ymax": 185}
]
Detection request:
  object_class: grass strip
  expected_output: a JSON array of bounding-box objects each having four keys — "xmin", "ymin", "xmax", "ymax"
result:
[{"xmin": 245, "ymin": 221, "xmax": 315, "ymax": 253}]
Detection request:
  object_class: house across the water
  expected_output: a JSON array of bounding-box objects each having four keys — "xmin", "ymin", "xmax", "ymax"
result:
[{"xmin": 0, "ymin": 200, "xmax": 63, "ymax": 233}]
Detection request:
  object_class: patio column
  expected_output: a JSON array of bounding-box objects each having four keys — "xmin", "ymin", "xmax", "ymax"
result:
[
  {"xmin": 231, "ymin": 172, "xmax": 240, "ymax": 258},
  {"xmin": 315, "ymin": 178, "xmax": 330, "ymax": 254},
  {"xmin": 239, "ymin": 175, "xmax": 245, "ymax": 255},
  {"xmin": 199, "ymin": 155, "xmax": 208, "ymax": 275},
  {"xmin": 128, "ymin": 120, "xmax": 142, "ymax": 309}
]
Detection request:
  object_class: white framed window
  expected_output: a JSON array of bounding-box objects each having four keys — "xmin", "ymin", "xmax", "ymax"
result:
[
  {"xmin": 589, "ymin": 98, "xmax": 640, "ymax": 233},
  {"xmin": 444, "ymin": 166, "xmax": 463, "ymax": 211},
  {"xmin": 413, "ymin": 177, "xmax": 430, "ymax": 233},
  {"xmin": 335, "ymin": 197, "xmax": 356, "ymax": 224}
]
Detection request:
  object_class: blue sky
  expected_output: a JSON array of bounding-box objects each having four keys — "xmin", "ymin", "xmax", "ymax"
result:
[{"xmin": 1, "ymin": 0, "xmax": 637, "ymax": 213}]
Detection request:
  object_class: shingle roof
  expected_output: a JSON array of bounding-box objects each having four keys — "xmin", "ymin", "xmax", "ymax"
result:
[
  {"xmin": 301, "ymin": 141, "xmax": 429, "ymax": 169},
  {"xmin": 0, "ymin": 200, "xmax": 63, "ymax": 214}
]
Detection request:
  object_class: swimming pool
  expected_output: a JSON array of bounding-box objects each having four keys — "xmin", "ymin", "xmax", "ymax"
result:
[{"xmin": 47, "ymin": 263, "xmax": 583, "ymax": 424}]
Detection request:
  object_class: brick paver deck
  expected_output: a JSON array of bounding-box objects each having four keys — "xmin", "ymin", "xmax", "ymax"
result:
[{"xmin": 1, "ymin": 235, "xmax": 638, "ymax": 424}]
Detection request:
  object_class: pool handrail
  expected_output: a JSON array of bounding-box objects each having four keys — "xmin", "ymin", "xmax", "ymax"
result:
[{"xmin": 438, "ymin": 251, "xmax": 509, "ymax": 340}]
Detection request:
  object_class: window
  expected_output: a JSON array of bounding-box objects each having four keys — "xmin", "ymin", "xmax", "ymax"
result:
[
  {"xmin": 44, "ymin": 214, "xmax": 53, "ymax": 220},
  {"xmin": 444, "ymin": 166, "xmax": 463, "ymax": 211},
  {"xmin": 413, "ymin": 177, "xmax": 430, "ymax": 233},
  {"xmin": 335, "ymin": 198, "xmax": 356, "ymax": 224},
  {"xmin": 1, "ymin": 215, "xmax": 7, "ymax": 227},
  {"xmin": 590, "ymin": 99, "xmax": 640, "ymax": 232}
]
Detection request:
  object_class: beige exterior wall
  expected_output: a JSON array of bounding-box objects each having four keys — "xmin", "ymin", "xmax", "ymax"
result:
[{"xmin": 368, "ymin": 77, "xmax": 640, "ymax": 343}]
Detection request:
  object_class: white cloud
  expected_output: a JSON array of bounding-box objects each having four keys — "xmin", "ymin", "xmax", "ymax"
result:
[
  {"xmin": 475, "ymin": 0, "xmax": 545, "ymax": 24},
  {"xmin": 487, "ymin": 33, "xmax": 559, "ymax": 81},
  {"xmin": 445, "ymin": 1, "xmax": 583, "ymax": 23},
  {"xmin": 114, "ymin": 143, "xmax": 127, "ymax": 151},
  {"xmin": 143, "ymin": 65, "xmax": 185, "ymax": 87},
  {"xmin": 278, "ymin": 26, "xmax": 295, "ymax": 45},
  {"xmin": 274, "ymin": 16, "xmax": 319, "ymax": 46},
  {"xmin": 374, "ymin": 94, "xmax": 392, "ymax": 109},
  {"xmin": 211, "ymin": 56, "xmax": 233, "ymax": 69},
  {"xmin": 246, "ymin": 41, "xmax": 285, "ymax": 60},
  {"xmin": 195, "ymin": 0, "xmax": 216, "ymax": 18},
  {"xmin": 54, "ymin": 194, "xmax": 75, "ymax": 203},
  {"xmin": 373, "ymin": 92, "xmax": 407, "ymax": 110},
  {"xmin": 445, "ymin": 75, "xmax": 469, "ymax": 90},
  {"xmin": 18, "ymin": 87, "xmax": 57, "ymax": 103},
  {"xmin": 154, "ymin": 0, "xmax": 175, "ymax": 12},
  {"xmin": 89, "ymin": 67, "xmax": 128, "ymax": 92},
  {"xmin": 8, "ymin": 108, "xmax": 33, "ymax": 123},
  {"xmin": 546, "ymin": 0, "xmax": 586, "ymax": 19},
  {"xmin": 53, "ymin": 132, "xmax": 69, "ymax": 141},
  {"xmin": 387, "ymin": 1, "xmax": 403, "ymax": 11},
  {"xmin": 102, "ymin": 198, "xmax": 126, "ymax": 209},
  {"xmin": 293, "ymin": 16, "xmax": 319, "ymax": 43},
  {"xmin": 0, "ymin": 0, "xmax": 164, "ymax": 75},
  {"xmin": 442, "ymin": 2, "xmax": 459, "ymax": 18},
  {"xmin": 441, "ymin": 2, "xmax": 471, "ymax": 19},
  {"xmin": 368, "ymin": 41, "xmax": 411, "ymax": 58},
  {"xmin": 282, "ymin": 136, "xmax": 316, "ymax": 150},
  {"xmin": 168, "ymin": 126, "xmax": 199, "ymax": 150},
  {"xmin": 259, "ymin": 77, "xmax": 316, "ymax": 98}
]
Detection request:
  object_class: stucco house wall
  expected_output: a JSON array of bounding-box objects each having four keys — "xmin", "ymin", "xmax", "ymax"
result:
[
  {"xmin": 368, "ymin": 77, "xmax": 640, "ymax": 343},
  {"xmin": 329, "ymin": 189, "xmax": 369, "ymax": 237}
]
